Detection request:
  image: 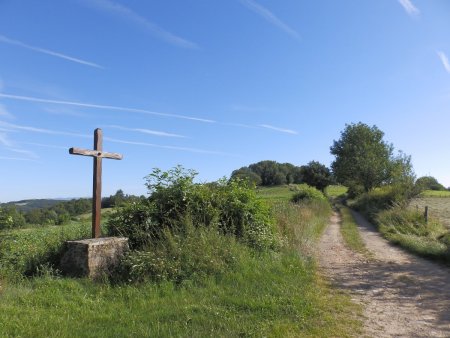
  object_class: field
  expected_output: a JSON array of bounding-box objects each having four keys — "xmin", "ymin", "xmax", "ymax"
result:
[
  {"xmin": 0, "ymin": 185, "xmax": 361, "ymax": 337},
  {"xmin": 410, "ymin": 196, "xmax": 450, "ymax": 229}
]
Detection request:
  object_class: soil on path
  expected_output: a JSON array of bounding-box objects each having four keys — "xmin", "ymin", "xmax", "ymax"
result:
[{"xmin": 318, "ymin": 211, "xmax": 450, "ymax": 338}]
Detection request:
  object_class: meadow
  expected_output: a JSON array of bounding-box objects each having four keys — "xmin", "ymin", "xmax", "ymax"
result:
[
  {"xmin": 0, "ymin": 185, "xmax": 361, "ymax": 337},
  {"xmin": 410, "ymin": 194, "xmax": 450, "ymax": 229}
]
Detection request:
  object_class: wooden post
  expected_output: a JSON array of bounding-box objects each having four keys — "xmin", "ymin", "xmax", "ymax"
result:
[
  {"xmin": 93, "ymin": 129, "xmax": 102, "ymax": 238},
  {"xmin": 69, "ymin": 128, "xmax": 123, "ymax": 238},
  {"xmin": 424, "ymin": 206, "xmax": 428, "ymax": 224}
]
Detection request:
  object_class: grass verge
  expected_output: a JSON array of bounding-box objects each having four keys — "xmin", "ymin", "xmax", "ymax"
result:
[
  {"xmin": 0, "ymin": 186, "xmax": 362, "ymax": 337},
  {"xmin": 377, "ymin": 206, "xmax": 450, "ymax": 264},
  {"xmin": 339, "ymin": 207, "xmax": 371, "ymax": 257}
]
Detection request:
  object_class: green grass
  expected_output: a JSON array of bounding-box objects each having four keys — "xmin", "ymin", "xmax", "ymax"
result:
[
  {"xmin": 339, "ymin": 207, "xmax": 370, "ymax": 257},
  {"xmin": 325, "ymin": 185, "xmax": 348, "ymax": 198},
  {"xmin": 0, "ymin": 190, "xmax": 362, "ymax": 337},
  {"xmin": 377, "ymin": 206, "xmax": 450, "ymax": 264},
  {"xmin": 255, "ymin": 185, "xmax": 299, "ymax": 203},
  {"xmin": 420, "ymin": 190, "xmax": 450, "ymax": 198},
  {"xmin": 410, "ymin": 196, "xmax": 450, "ymax": 229}
]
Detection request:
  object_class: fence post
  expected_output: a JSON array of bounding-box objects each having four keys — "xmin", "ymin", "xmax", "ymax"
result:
[{"xmin": 424, "ymin": 206, "xmax": 428, "ymax": 224}]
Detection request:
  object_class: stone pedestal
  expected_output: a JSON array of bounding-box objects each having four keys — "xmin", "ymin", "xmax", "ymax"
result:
[{"xmin": 60, "ymin": 237, "xmax": 128, "ymax": 279}]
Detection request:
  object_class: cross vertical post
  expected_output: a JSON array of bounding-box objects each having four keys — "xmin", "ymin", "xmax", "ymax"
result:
[
  {"xmin": 92, "ymin": 129, "xmax": 103, "ymax": 238},
  {"xmin": 69, "ymin": 128, "xmax": 123, "ymax": 238}
]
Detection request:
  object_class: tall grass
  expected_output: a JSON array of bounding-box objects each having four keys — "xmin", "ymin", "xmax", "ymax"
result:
[
  {"xmin": 377, "ymin": 206, "xmax": 450, "ymax": 264},
  {"xmin": 339, "ymin": 207, "xmax": 370, "ymax": 256},
  {"xmin": 0, "ymin": 185, "xmax": 362, "ymax": 337}
]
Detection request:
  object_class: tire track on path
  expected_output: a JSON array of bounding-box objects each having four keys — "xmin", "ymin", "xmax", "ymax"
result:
[{"xmin": 318, "ymin": 211, "xmax": 450, "ymax": 337}]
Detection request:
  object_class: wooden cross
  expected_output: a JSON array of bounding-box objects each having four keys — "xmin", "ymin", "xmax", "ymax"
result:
[{"xmin": 69, "ymin": 128, "xmax": 123, "ymax": 238}]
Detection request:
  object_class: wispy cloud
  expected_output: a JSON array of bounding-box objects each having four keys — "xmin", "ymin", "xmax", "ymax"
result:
[
  {"xmin": 85, "ymin": 0, "xmax": 198, "ymax": 49},
  {"xmin": 0, "ymin": 34, "xmax": 103, "ymax": 69},
  {"xmin": 0, "ymin": 131, "xmax": 39, "ymax": 159},
  {"xmin": 21, "ymin": 142, "xmax": 68, "ymax": 150},
  {"xmin": 240, "ymin": 0, "xmax": 300, "ymax": 41},
  {"xmin": 259, "ymin": 124, "xmax": 298, "ymax": 135},
  {"xmin": 0, "ymin": 156, "xmax": 37, "ymax": 161},
  {"xmin": 0, "ymin": 79, "xmax": 13, "ymax": 118},
  {"xmin": 6, "ymin": 148, "xmax": 39, "ymax": 159},
  {"xmin": 0, "ymin": 132, "xmax": 13, "ymax": 147},
  {"xmin": 437, "ymin": 51, "xmax": 450, "ymax": 74},
  {"xmin": 0, "ymin": 93, "xmax": 215, "ymax": 123},
  {"xmin": 104, "ymin": 137, "xmax": 234, "ymax": 156},
  {"xmin": 0, "ymin": 121, "xmax": 231, "ymax": 156},
  {"xmin": 398, "ymin": 0, "xmax": 420, "ymax": 17},
  {"xmin": 0, "ymin": 121, "xmax": 91, "ymax": 138},
  {"xmin": 0, "ymin": 103, "xmax": 13, "ymax": 118},
  {"xmin": 107, "ymin": 125, "xmax": 185, "ymax": 138}
]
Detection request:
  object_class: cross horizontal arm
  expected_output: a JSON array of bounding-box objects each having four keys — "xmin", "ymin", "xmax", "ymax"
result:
[{"xmin": 69, "ymin": 147, "xmax": 123, "ymax": 160}]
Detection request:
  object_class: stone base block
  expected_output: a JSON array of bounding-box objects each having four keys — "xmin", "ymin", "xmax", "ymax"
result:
[{"xmin": 60, "ymin": 237, "xmax": 128, "ymax": 279}]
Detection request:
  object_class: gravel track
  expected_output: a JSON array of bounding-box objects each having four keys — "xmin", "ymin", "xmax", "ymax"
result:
[{"xmin": 318, "ymin": 211, "xmax": 450, "ymax": 337}]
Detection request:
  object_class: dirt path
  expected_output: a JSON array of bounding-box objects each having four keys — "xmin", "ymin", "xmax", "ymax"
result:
[{"xmin": 318, "ymin": 211, "xmax": 450, "ymax": 337}]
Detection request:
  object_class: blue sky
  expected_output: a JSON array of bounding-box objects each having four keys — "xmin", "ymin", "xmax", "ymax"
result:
[{"xmin": 1, "ymin": 0, "xmax": 450, "ymax": 202}]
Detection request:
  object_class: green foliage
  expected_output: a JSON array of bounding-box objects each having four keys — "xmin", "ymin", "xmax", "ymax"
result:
[
  {"xmin": 108, "ymin": 166, "xmax": 278, "ymax": 252},
  {"xmin": 331, "ymin": 122, "xmax": 415, "ymax": 195},
  {"xmin": 229, "ymin": 167, "xmax": 262, "ymax": 186},
  {"xmin": 339, "ymin": 207, "xmax": 370, "ymax": 256},
  {"xmin": 112, "ymin": 225, "xmax": 240, "ymax": 284},
  {"xmin": 415, "ymin": 176, "xmax": 446, "ymax": 192},
  {"xmin": 231, "ymin": 160, "xmax": 302, "ymax": 186},
  {"xmin": 291, "ymin": 184, "xmax": 327, "ymax": 203},
  {"xmin": 299, "ymin": 161, "xmax": 332, "ymax": 192},
  {"xmin": 0, "ymin": 221, "xmax": 90, "ymax": 281},
  {"xmin": 0, "ymin": 206, "xmax": 25, "ymax": 229},
  {"xmin": 376, "ymin": 206, "xmax": 449, "ymax": 263},
  {"xmin": 351, "ymin": 183, "xmax": 420, "ymax": 221},
  {"xmin": 324, "ymin": 185, "xmax": 348, "ymax": 198},
  {"xmin": 0, "ymin": 182, "xmax": 360, "ymax": 337}
]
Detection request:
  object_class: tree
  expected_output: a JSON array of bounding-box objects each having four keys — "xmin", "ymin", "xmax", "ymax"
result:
[
  {"xmin": 330, "ymin": 123, "xmax": 394, "ymax": 192},
  {"xmin": 230, "ymin": 167, "xmax": 262, "ymax": 186},
  {"xmin": 415, "ymin": 176, "xmax": 446, "ymax": 191},
  {"xmin": 300, "ymin": 161, "xmax": 332, "ymax": 192}
]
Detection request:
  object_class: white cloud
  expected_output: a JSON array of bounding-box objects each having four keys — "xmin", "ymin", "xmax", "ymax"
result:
[
  {"xmin": 0, "ymin": 93, "xmax": 215, "ymax": 123},
  {"xmin": 85, "ymin": 0, "xmax": 198, "ymax": 49},
  {"xmin": 0, "ymin": 121, "xmax": 91, "ymax": 138},
  {"xmin": 0, "ymin": 103, "xmax": 13, "ymax": 118},
  {"xmin": 437, "ymin": 51, "xmax": 450, "ymax": 74},
  {"xmin": 0, "ymin": 132, "xmax": 13, "ymax": 147},
  {"xmin": 240, "ymin": 0, "xmax": 300, "ymax": 40},
  {"xmin": 0, "ymin": 34, "xmax": 103, "ymax": 69},
  {"xmin": 107, "ymin": 125, "xmax": 185, "ymax": 138},
  {"xmin": 104, "ymin": 137, "xmax": 235, "ymax": 156},
  {"xmin": 259, "ymin": 124, "xmax": 298, "ymax": 135},
  {"xmin": 7, "ymin": 148, "xmax": 39, "ymax": 159},
  {"xmin": 398, "ymin": 0, "xmax": 420, "ymax": 17},
  {"xmin": 0, "ymin": 156, "xmax": 36, "ymax": 161}
]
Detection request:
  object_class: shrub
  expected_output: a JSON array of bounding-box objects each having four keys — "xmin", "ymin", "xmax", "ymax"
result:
[
  {"xmin": 291, "ymin": 184, "xmax": 326, "ymax": 203},
  {"xmin": 107, "ymin": 166, "xmax": 278, "ymax": 251},
  {"xmin": 111, "ymin": 224, "xmax": 241, "ymax": 284}
]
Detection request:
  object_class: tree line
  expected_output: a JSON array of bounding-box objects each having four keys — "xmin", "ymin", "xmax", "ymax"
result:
[{"xmin": 0, "ymin": 190, "xmax": 142, "ymax": 229}]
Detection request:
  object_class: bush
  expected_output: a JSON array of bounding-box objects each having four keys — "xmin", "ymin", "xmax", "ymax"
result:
[
  {"xmin": 291, "ymin": 184, "xmax": 326, "ymax": 203},
  {"xmin": 351, "ymin": 184, "xmax": 418, "ymax": 221},
  {"xmin": 376, "ymin": 206, "xmax": 450, "ymax": 263},
  {"xmin": 111, "ymin": 225, "xmax": 241, "ymax": 284},
  {"xmin": 107, "ymin": 166, "xmax": 278, "ymax": 251}
]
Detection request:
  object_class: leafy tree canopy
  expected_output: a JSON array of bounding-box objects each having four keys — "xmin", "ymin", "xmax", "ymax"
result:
[
  {"xmin": 231, "ymin": 160, "xmax": 302, "ymax": 186},
  {"xmin": 330, "ymin": 122, "xmax": 414, "ymax": 193},
  {"xmin": 300, "ymin": 161, "xmax": 333, "ymax": 192},
  {"xmin": 415, "ymin": 176, "xmax": 446, "ymax": 191}
]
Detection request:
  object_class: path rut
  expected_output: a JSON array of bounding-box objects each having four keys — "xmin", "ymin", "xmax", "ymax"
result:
[{"xmin": 318, "ymin": 211, "xmax": 450, "ymax": 337}]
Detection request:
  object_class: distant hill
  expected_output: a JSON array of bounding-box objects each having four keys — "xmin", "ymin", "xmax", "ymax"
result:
[{"xmin": 1, "ymin": 199, "xmax": 72, "ymax": 212}]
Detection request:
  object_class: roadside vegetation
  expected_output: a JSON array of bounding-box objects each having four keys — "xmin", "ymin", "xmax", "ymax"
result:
[
  {"xmin": 0, "ymin": 170, "xmax": 361, "ymax": 337},
  {"xmin": 338, "ymin": 207, "xmax": 370, "ymax": 256}
]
